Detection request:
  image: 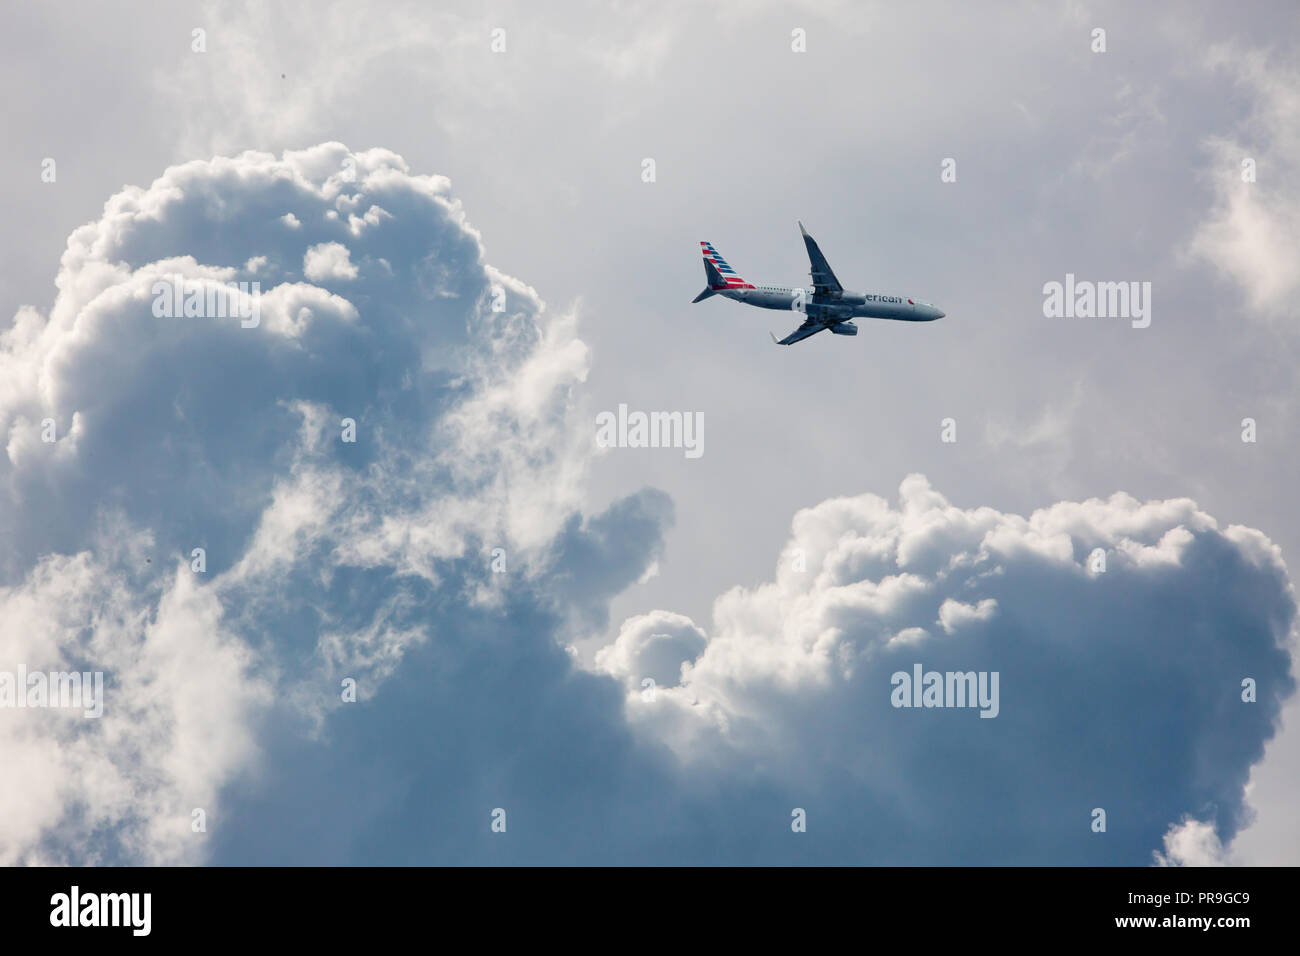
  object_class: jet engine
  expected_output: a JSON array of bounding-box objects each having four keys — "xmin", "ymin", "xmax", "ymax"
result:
[{"xmin": 829, "ymin": 321, "xmax": 858, "ymax": 336}]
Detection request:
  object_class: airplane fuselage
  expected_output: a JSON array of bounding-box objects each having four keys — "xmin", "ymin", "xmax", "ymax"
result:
[{"xmin": 722, "ymin": 285, "xmax": 945, "ymax": 322}]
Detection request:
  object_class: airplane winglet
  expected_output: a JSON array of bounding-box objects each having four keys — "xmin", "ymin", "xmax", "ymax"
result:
[
  {"xmin": 769, "ymin": 331, "xmax": 781, "ymax": 345},
  {"xmin": 798, "ymin": 220, "xmax": 808, "ymax": 236}
]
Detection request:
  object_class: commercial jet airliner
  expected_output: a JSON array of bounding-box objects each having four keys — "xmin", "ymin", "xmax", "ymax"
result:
[{"xmin": 691, "ymin": 222, "xmax": 946, "ymax": 345}]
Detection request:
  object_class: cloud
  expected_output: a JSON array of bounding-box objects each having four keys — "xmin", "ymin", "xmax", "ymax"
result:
[
  {"xmin": 1153, "ymin": 816, "xmax": 1231, "ymax": 867},
  {"xmin": 616, "ymin": 476, "xmax": 1296, "ymax": 863},
  {"xmin": 1187, "ymin": 45, "xmax": 1300, "ymax": 313},
  {"xmin": 937, "ymin": 597, "xmax": 998, "ymax": 635},
  {"xmin": 1, "ymin": 142, "xmax": 1293, "ymax": 866},
  {"xmin": 302, "ymin": 241, "xmax": 358, "ymax": 281},
  {"xmin": 0, "ymin": 525, "xmax": 268, "ymax": 865},
  {"xmin": 595, "ymin": 610, "xmax": 707, "ymax": 688},
  {"xmin": 0, "ymin": 142, "xmax": 668, "ymax": 863}
]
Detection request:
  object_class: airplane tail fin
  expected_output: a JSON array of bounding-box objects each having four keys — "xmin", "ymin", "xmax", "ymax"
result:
[
  {"xmin": 692, "ymin": 257, "xmax": 726, "ymax": 302},
  {"xmin": 699, "ymin": 240, "xmax": 754, "ymax": 293}
]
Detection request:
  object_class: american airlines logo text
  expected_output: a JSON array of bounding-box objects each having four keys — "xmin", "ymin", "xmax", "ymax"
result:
[{"xmin": 793, "ymin": 291, "xmax": 904, "ymax": 311}]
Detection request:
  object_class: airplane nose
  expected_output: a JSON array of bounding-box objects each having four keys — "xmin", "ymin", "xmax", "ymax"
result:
[{"xmin": 934, "ymin": 308, "xmax": 946, "ymax": 319}]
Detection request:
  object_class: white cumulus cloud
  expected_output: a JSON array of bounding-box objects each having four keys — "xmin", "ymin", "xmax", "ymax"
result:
[
  {"xmin": 610, "ymin": 475, "xmax": 1296, "ymax": 863},
  {"xmin": 302, "ymin": 240, "xmax": 358, "ymax": 281},
  {"xmin": 0, "ymin": 143, "xmax": 640, "ymax": 864},
  {"xmin": 1, "ymin": 142, "xmax": 1293, "ymax": 866}
]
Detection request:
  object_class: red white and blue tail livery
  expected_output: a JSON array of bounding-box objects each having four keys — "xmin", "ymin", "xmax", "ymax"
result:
[
  {"xmin": 698, "ymin": 241, "xmax": 755, "ymax": 294},
  {"xmin": 691, "ymin": 223, "xmax": 946, "ymax": 345}
]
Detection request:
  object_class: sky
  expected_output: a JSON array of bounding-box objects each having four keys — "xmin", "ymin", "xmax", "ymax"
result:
[{"xmin": 0, "ymin": 0, "xmax": 1297, "ymax": 865}]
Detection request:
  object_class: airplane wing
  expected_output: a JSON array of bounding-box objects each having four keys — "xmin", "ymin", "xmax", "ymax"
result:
[
  {"xmin": 770, "ymin": 318, "xmax": 825, "ymax": 346},
  {"xmin": 798, "ymin": 221, "xmax": 843, "ymax": 296}
]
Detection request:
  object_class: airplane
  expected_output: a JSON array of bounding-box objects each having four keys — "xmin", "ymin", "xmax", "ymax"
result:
[{"xmin": 691, "ymin": 222, "xmax": 945, "ymax": 345}]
